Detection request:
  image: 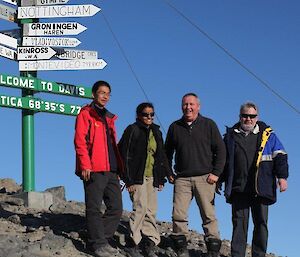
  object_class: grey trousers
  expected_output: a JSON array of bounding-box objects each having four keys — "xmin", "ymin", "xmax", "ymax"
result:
[
  {"xmin": 129, "ymin": 177, "xmax": 161, "ymax": 245},
  {"xmin": 172, "ymin": 175, "xmax": 220, "ymax": 240}
]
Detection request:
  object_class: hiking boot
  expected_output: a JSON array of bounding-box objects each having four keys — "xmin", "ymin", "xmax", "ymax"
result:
[
  {"xmin": 205, "ymin": 238, "xmax": 221, "ymax": 257},
  {"xmin": 94, "ymin": 243, "xmax": 119, "ymax": 257},
  {"xmin": 143, "ymin": 238, "xmax": 157, "ymax": 257},
  {"xmin": 125, "ymin": 245, "xmax": 143, "ymax": 257}
]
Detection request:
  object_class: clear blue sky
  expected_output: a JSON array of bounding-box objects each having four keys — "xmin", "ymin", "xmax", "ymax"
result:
[{"xmin": 1, "ymin": 1, "xmax": 299, "ymax": 256}]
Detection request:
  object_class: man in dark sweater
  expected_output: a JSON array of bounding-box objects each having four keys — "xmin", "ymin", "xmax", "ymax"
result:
[{"xmin": 165, "ymin": 93, "xmax": 226, "ymax": 257}]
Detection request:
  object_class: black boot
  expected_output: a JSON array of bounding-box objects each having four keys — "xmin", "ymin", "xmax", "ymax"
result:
[
  {"xmin": 205, "ymin": 238, "xmax": 222, "ymax": 257},
  {"xmin": 124, "ymin": 237, "xmax": 143, "ymax": 257},
  {"xmin": 170, "ymin": 235, "xmax": 189, "ymax": 257},
  {"xmin": 143, "ymin": 238, "xmax": 157, "ymax": 257}
]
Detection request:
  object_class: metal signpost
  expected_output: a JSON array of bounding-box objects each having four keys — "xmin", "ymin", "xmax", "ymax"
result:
[{"xmin": 0, "ymin": 0, "xmax": 104, "ymax": 192}]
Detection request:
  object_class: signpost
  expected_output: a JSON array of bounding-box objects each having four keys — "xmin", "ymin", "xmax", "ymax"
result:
[
  {"xmin": 0, "ymin": 94, "xmax": 82, "ymax": 116},
  {"xmin": 0, "ymin": 44, "xmax": 16, "ymax": 60},
  {"xmin": 56, "ymin": 49, "xmax": 98, "ymax": 60},
  {"xmin": 0, "ymin": 32, "xmax": 18, "ymax": 49},
  {"xmin": 17, "ymin": 46, "xmax": 57, "ymax": 60},
  {"xmin": 21, "ymin": 0, "xmax": 70, "ymax": 6},
  {"xmin": 23, "ymin": 22, "xmax": 87, "ymax": 36},
  {"xmin": 0, "ymin": 3, "xmax": 17, "ymax": 22},
  {"xmin": 19, "ymin": 59, "xmax": 107, "ymax": 71},
  {"xmin": 22, "ymin": 36, "xmax": 81, "ymax": 47},
  {"xmin": 18, "ymin": 4, "xmax": 101, "ymax": 19},
  {"xmin": 0, "ymin": 73, "xmax": 93, "ymax": 98},
  {"xmin": 0, "ymin": 0, "xmax": 105, "ymax": 194}
]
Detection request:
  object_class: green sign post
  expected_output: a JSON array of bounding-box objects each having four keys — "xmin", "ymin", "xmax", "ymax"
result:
[{"xmin": 0, "ymin": 0, "xmax": 103, "ymax": 193}]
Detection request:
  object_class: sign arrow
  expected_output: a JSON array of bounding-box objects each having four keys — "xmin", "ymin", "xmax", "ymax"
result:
[
  {"xmin": 0, "ymin": 44, "xmax": 17, "ymax": 60},
  {"xmin": 17, "ymin": 46, "xmax": 57, "ymax": 60},
  {"xmin": 0, "ymin": 3, "xmax": 17, "ymax": 22},
  {"xmin": 0, "ymin": 32, "xmax": 18, "ymax": 49},
  {"xmin": 2, "ymin": 0, "xmax": 17, "ymax": 6},
  {"xmin": 0, "ymin": 94, "xmax": 82, "ymax": 116},
  {"xmin": 21, "ymin": 0, "xmax": 69, "ymax": 6},
  {"xmin": 0, "ymin": 73, "xmax": 93, "ymax": 98},
  {"xmin": 18, "ymin": 4, "xmax": 101, "ymax": 19},
  {"xmin": 22, "ymin": 37, "xmax": 81, "ymax": 48},
  {"xmin": 23, "ymin": 22, "xmax": 87, "ymax": 36},
  {"xmin": 19, "ymin": 59, "xmax": 107, "ymax": 71},
  {"xmin": 56, "ymin": 49, "xmax": 98, "ymax": 60}
]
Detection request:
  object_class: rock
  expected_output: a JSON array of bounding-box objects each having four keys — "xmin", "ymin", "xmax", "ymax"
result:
[
  {"xmin": 0, "ymin": 178, "xmax": 282, "ymax": 257},
  {"xmin": 0, "ymin": 178, "xmax": 21, "ymax": 194}
]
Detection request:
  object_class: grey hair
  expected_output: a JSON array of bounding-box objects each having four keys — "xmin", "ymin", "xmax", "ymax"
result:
[
  {"xmin": 240, "ymin": 102, "xmax": 259, "ymax": 114},
  {"xmin": 182, "ymin": 92, "xmax": 200, "ymax": 104}
]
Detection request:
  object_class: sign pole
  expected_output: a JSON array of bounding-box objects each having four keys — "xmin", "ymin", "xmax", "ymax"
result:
[{"xmin": 19, "ymin": 5, "xmax": 37, "ymax": 191}]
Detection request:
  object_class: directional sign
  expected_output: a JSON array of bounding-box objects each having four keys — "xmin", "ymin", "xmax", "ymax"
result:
[
  {"xmin": 23, "ymin": 22, "xmax": 87, "ymax": 36},
  {"xmin": 19, "ymin": 59, "xmax": 107, "ymax": 71},
  {"xmin": 0, "ymin": 28, "xmax": 20, "ymax": 39},
  {"xmin": 18, "ymin": 4, "xmax": 101, "ymax": 19},
  {"xmin": 56, "ymin": 49, "xmax": 98, "ymax": 60},
  {"xmin": 0, "ymin": 45, "xmax": 16, "ymax": 60},
  {"xmin": 21, "ymin": 0, "xmax": 69, "ymax": 6},
  {"xmin": 0, "ymin": 3, "xmax": 16, "ymax": 22},
  {"xmin": 17, "ymin": 46, "xmax": 57, "ymax": 60},
  {"xmin": 0, "ymin": 73, "xmax": 93, "ymax": 98},
  {"xmin": 0, "ymin": 32, "xmax": 18, "ymax": 49},
  {"xmin": 0, "ymin": 94, "xmax": 82, "ymax": 116},
  {"xmin": 22, "ymin": 36, "xmax": 81, "ymax": 48},
  {"xmin": 2, "ymin": 0, "xmax": 17, "ymax": 6}
]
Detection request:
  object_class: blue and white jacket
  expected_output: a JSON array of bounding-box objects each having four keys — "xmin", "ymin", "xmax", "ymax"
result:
[{"xmin": 222, "ymin": 121, "xmax": 288, "ymax": 205}]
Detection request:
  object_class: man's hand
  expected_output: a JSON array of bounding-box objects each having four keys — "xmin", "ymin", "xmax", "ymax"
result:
[
  {"xmin": 278, "ymin": 178, "xmax": 288, "ymax": 192},
  {"xmin": 207, "ymin": 173, "xmax": 219, "ymax": 184},
  {"xmin": 168, "ymin": 175, "xmax": 175, "ymax": 184},
  {"xmin": 82, "ymin": 169, "xmax": 92, "ymax": 181},
  {"xmin": 127, "ymin": 185, "xmax": 136, "ymax": 193},
  {"xmin": 158, "ymin": 185, "xmax": 164, "ymax": 191}
]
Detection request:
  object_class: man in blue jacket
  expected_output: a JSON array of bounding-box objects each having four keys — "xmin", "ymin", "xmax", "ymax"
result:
[{"xmin": 222, "ymin": 102, "xmax": 288, "ymax": 257}]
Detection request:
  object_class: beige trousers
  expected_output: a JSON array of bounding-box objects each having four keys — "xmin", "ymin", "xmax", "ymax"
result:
[
  {"xmin": 172, "ymin": 175, "xmax": 220, "ymax": 240},
  {"xmin": 129, "ymin": 177, "xmax": 161, "ymax": 245}
]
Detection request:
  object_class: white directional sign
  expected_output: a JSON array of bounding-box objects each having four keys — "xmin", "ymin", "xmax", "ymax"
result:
[
  {"xmin": 0, "ymin": 32, "xmax": 18, "ymax": 49},
  {"xmin": 21, "ymin": 0, "xmax": 69, "ymax": 6},
  {"xmin": 2, "ymin": 0, "xmax": 17, "ymax": 6},
  {"xmin": 18, "ymin": 4, "xmax": 101, "ymax": 19},
  {"xmin": 0, "ymin": 28, "xmax": 20, "ymax": 39},
  {"xmin": 22, "ymin": 37, "xmax": 81, "ymax": 48},
  {"xmin": 19, "ymin": 59, "xmax": 107, "ymax": 71},
  {"xmin": 23, "ymin": 22, "xmax": 87, "ymax": 36},
  {"xmin": 0, "ymin": 3, "xmax": 17, "ymax": 22},
  {"xmin": 17, "ymin": 46, "xmax": 56, "ymax": 60},
  {"xmin": 56, "ymin": 49, "xmax": 98, "ymax": 60},
  {"xmin": 0, "ymin": 44, "xmax": 16, "ymax": 60}
]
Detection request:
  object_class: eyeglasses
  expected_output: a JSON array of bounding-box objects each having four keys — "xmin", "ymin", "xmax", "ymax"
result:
[
  {"xmin": 141, "ymin": 112, "xmax": 155, "ymax": 118},
  {"xmin": 241, "ymin": 114, "xmax": 257, "ymax": 119}
]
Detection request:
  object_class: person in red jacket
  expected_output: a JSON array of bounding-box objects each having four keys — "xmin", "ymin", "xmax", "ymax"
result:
[{"xmin": 74, "ymin": 81, "xmax": 123, "ymax": 257}]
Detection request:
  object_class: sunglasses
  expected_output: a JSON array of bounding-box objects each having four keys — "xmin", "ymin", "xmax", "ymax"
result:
[
  {"xmin": 141, "ymin": 112, "xmax": 155, "ymax": 117},
  {"xmin": 241, "ymin": 114, "xmax": 257, "ymax": 119}
]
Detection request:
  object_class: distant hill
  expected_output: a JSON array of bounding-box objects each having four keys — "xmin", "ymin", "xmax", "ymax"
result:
[{"xmin": 0, "ymin": 178, "xmax": 278, "ymax": 257}]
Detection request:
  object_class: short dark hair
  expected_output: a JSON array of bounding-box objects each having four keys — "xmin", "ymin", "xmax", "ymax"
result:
[
  {"xmin": 136, "ymin": 102, "xmax": 154, "ymax": 116},
  {"xmin": 182, "ymin": 92, "xmax": 200, "ymax": 104},
  {"xmin": 92, "ymin": 80, "xmax": 111, "ymax": 95}
]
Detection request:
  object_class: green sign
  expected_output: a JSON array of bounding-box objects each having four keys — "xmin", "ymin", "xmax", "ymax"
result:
[
  {"xmin": 0, "ymin": 94, "xmax": 81, "ymax": 116},
  {"xmin": 0, "ymin": 73, "xmax": 93, "ymax": 99}
]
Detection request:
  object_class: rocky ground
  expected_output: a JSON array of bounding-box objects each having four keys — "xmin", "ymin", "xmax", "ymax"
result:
[{"xmin": 0, "ymin": 178, "xmax": 279, "ymax": 257}]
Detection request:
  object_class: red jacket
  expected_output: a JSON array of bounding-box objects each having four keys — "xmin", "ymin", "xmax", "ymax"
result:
[{"xmin": 74, "ymin": 103, "xmax": 123, "ymax": 176}]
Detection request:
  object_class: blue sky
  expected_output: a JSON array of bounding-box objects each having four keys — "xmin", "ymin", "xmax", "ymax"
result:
[{"xmin": 1, "ymin": 1, "xmax": 299, "ymax": 256}]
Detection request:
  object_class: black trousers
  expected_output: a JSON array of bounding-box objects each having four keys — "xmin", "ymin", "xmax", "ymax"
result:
[
  {"xmin": 84, "ymin": 172, "xmax": 123, "ymax": 251},
  {"xmin": 231, "ymin": 193, "xmax": 268, "ymax": 257}
]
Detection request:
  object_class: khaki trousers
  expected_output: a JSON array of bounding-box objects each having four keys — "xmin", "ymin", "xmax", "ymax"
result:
[
  {"xmin": 172, "ymin": 175, "xmax": 220, "ymax": 240},
  {"xmin": 129, "ymin": 177, "xmax": 161, "ymax": 245}
]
